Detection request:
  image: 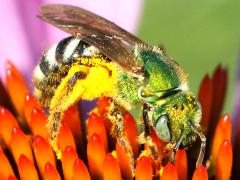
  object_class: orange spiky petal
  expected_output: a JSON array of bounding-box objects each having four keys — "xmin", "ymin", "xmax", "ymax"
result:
[
  {"xmin": 18, "ymin": 154, "xmax": 38, "ymax": 180},
  {"xmin": 135, "ymin": 156, "xmax": 153, "ymax": 180},
  {"xmin": 175, "ymin": 149, "xmax": 187, "ymax": 180},
  {"xmin": 87, "ymin": 112, "xmax": 108, "ymax": 151},
  {"xmin": 32, "ymin": 135, "xmax": 55, "ymax": 176},
  {"xmin": 44, "ymin": 163, "xmax": 61, "ymax": 180},
  {"xmin": 5, "ymin": 61, "xmax": 28, "ymax": 117},
  {"xmin": 198, "ymin": 74, "xmax": 213, "ymax": 133},
  {"xmin": 61, "ymin": 145, "xmax": 78, "ymax": 180},
  {"xmin": 192, "ymin": 165, "xmax": 208, "ymax": 180},
  {"xmin": 57, "ymin": 122, "xmax": 76, "ymax": 152},
  {"xmin": 62, "ymin": 105, "xmax": 83, "ymax": 152},
  {"xmin": 73, "ymin": 158, "xmax": 91, "ymax": 180},
  {"xmin": 10, "ymin": 126, "xmax": 33, "ymax": 163},
  {"xmin": 116, "ymin": 141, "xmax": 132, "ymax": 179},
  {"xmin": 0, "ymin": 106, "xmax": 19, "ymax": 146},
  {"xmin": 23, "ymin": 93, "xmax": 40, "ymax": 123},
  {"xmin": 124, "ymin": 112, "xmax": 139, "ymax": 157},
  {"xmin": 87, "ymin": 133, "xmax": 106, "ymax": 179},
  {"xmin": 87, "ymin": 113, "xmax": 108, "ymax": 151},
  {"xmin": 161, "ymin": 163, "xmax": 178, "ymax": 180},
  {"xmin": 211, "ymin": 113, "xmax": 232, "ymax": 163},
  {"xmin": 29, "ymin": 108, "xmax": 48, "ymax": 139},
  {"xmin": 215, "ymin": 140, "xmax": 232, "ymax": 180},
  {"xmin": 103, "ymin": 153, "xmax": 121, "ymax": 180},
  {"xmin": 0, "ymin": 147, "xmax": 15, "ymax": 179}
]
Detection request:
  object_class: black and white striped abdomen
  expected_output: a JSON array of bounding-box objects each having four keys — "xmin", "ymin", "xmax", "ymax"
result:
[
  {"xmin": 33, "ymin": 36, "xmax": 103, "ymax": 83},
  {"xmin": 33, "ymin": 36, "xmax": 103, "ymax": 107}
]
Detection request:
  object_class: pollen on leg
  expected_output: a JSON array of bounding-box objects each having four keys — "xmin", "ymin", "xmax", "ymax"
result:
[{"xmin": 47, "ymin": 112, "xmax": 63, "ymax": 159}]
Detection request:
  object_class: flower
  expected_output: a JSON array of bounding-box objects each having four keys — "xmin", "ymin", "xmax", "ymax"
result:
[{"xmin": 0, "ymin": 59, "xmax": 238, "ymax": 179}]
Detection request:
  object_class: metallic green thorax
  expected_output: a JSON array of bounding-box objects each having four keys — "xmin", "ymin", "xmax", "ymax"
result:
[
  {"xmin": 138, "ymin": 48, "xmax": 183, "ymax": 92},
  {"xmin": 116, "ymin": 46, "xmax": 188, "ymax": 106},
  {"xmin": 115, "ymin": 45, "xmax": 201, "ymax": 147}
]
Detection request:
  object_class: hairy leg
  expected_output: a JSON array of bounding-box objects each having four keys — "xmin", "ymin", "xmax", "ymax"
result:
[
  {"xmin": 47, "ymin": 66, "xmax": 88, "ymax": 158},
  {"xmin": 107, "ymin": 100, "xmax": 135, "ymax": 175},
  {"xmin": 138, "ymin": 103, "xmax": 159, "ymax": 160}
]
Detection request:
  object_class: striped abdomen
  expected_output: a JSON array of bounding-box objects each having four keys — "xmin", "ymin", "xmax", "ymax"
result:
[{"xmin": 33, "ymin": 36, "xmax": 107, "ymax": 107}]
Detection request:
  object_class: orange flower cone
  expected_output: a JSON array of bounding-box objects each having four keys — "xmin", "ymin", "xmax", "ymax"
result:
[
  {"xmin": 87, "ymin": 112, "xmax": 108, "ymax": 151},
  {"xmin": 32, "ymin": 135, "xmax": 55, "ymax": 176},
  {"xmin": 87, "ymin": 133, "xmax": 106, "ymax": 178},
  {"xmin": 10, "ymin": 126, "xmax": 33, "ymax": 163},
  {"xmin": 135, "ymin": 156, "xmax": 153, "ymax": 180},
  {"xmin": 215, "ymin": 140, "xmax": 232, "ymax": 180},
  {"xmin": 211, "ymin": 113, "xmax": 232, "ymax": 164},
  {"xmin": 0, "ymin": 106, "xmax": 19, "ymax": 146},
  {"xmin": 62, "ymin": 145, "xmax": 78, "ymax": 180},
  {"xmin": 23, "ymin": 93, "xmax": 40, "ymax": 123},
  {"xmin": 57, "ymin": 122, "xmax": 76, "ymax": 153},
  {"xmin": 161, "ymin": 163, "xmax": 178, "ymax": 180},
  {"xmin": 72, "ymin": 158, "xmax": 91, "ymax": 180},
  {"xmin": 192, "ymin": 165, "xmax": 208, "ymax": 180},
  {"xmin": 103, "ymin": 153, "xmax": 122, "ymax": 180},
  {"xmin": 5, "ymin": 61, "xmax": 28, "ymax": 118},
  {"xmin": 29, "ymin": 107, "xmax": 49, "ymax": 139},
  {"xmin": 44, "ymin": 163, "xmax": 61, "ymax": 180},
  {"xmin": 18, "ymin": 155, "xmax": 38, "ymax": 180}
]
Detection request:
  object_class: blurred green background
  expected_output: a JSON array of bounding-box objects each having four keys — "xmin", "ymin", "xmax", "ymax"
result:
[{"xmin": 138, "ymin": 0, "xmax": 240, "ymax": 113}]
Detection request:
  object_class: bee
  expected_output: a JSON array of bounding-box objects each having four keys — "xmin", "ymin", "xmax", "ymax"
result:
[{"xmin": 33, "ymin": 4, "xmax": 206, "ymax": 173}]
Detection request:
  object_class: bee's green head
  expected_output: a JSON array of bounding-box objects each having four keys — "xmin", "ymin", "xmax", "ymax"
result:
[{"xmin": 152, "ymin": 92, "xmax": 202, "ymax": 147}]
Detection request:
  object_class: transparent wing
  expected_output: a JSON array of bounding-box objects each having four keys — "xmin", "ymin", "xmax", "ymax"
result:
[{"xmin": 39, "ymin": 4, "xmax": 145, "ymax": 73}]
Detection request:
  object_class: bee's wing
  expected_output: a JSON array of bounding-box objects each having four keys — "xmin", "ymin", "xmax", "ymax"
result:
[{"xmin": 39, "ymin": 4, "xmax": 145, "ymax": 73}]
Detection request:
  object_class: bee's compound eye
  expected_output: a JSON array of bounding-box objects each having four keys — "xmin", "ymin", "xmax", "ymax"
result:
[{"xmin": 155, "ymin": 115, "xmax": 171, "ymax": 142}]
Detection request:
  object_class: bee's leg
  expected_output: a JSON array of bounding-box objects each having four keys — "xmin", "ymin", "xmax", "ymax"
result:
[
  {"xmin": 189, "ymin": 122, "xmax": 206, "ymax": 167},
  {"xmin": 193, "ymin": 129, "xmax": 206, "ymax": 167},
  {"xmin": 141, "ymin": 103, "xmax": 159, "ymax": 159},
  {"xmin": 107, "ymin": 100, "xmax": 135, "ymax": 175},
  {"xmin": 47, "ymin": 69, "xmax": 87, "ymax": 158},
  {"xmin": 170, "ymin": 131, "xmax": 184, "ymax": 163}
]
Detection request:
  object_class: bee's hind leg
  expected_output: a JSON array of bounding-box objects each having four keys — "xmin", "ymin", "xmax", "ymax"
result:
[
  {"xmin": 107, "ymin": 100, "xmax": 135, "ymax": 175},
  {"xmin": 138, "ymin": 103, "xmax": 159, "ymax": 160},
  {"xmin": 47, "ymin": 67, "xmax": 87, "ymax": 158}
]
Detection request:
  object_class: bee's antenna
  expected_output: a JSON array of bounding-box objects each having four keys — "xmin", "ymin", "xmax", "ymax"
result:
[{"xmin": 193, "ymin": 128, "xmax": 206, "ymax": 167}]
